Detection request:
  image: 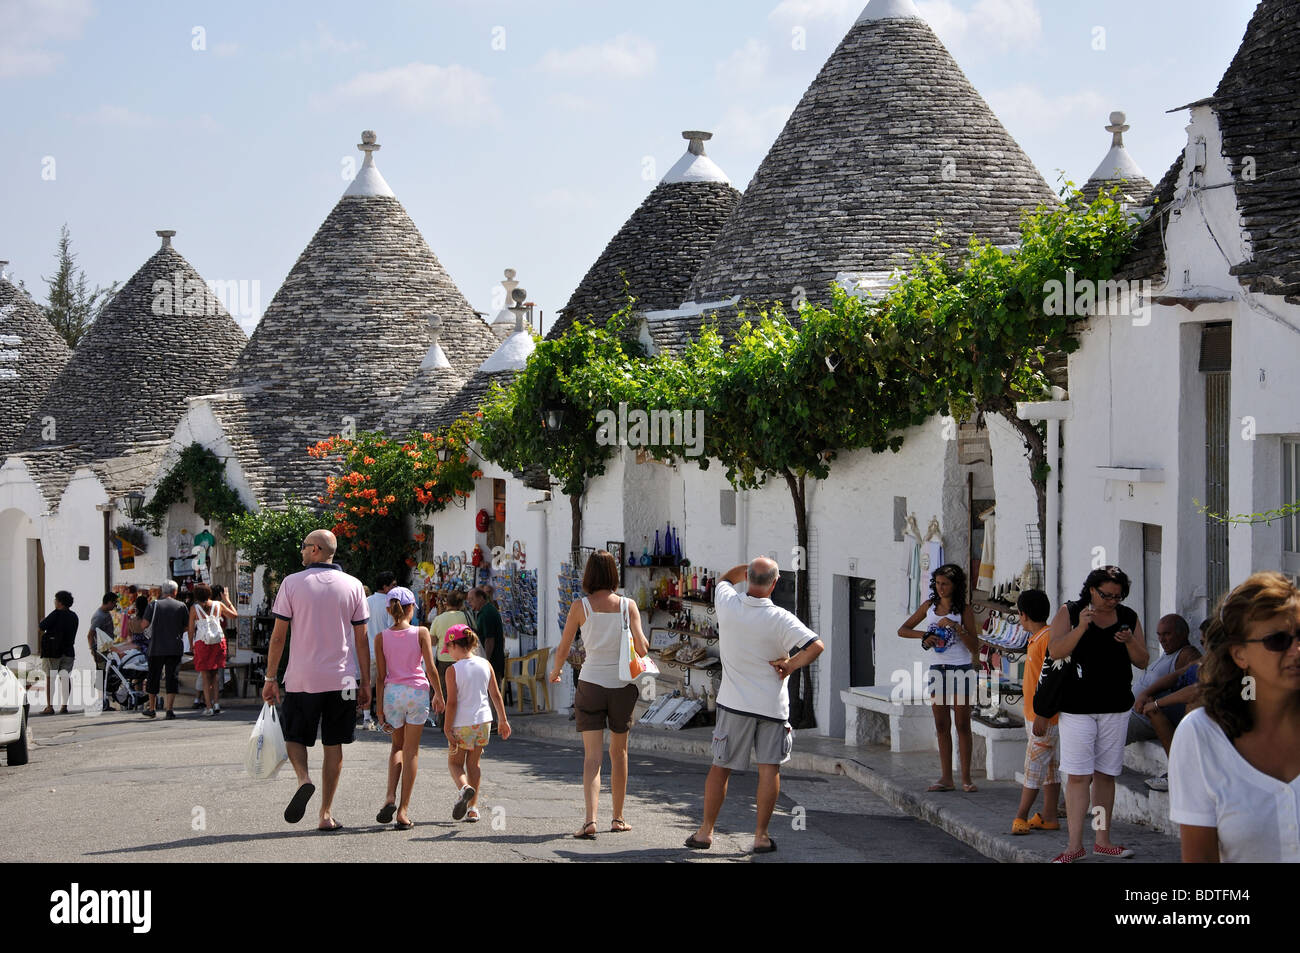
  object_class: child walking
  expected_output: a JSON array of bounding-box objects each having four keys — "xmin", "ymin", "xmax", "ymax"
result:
[
  {"xmin": 442, "ymin": 624, "xmax": 510, "ymax": 822},
  {"xmin": 375, "ymin": 587, "xmax": 445, "ymax": 830},
  {"xmin": 1012, "ymin": 589, "xmax": 1062, "ymax": 834}
]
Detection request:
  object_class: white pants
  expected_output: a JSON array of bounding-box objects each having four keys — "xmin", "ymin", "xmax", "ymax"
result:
[{"xmin": 1058, "ymin": 710, "xmax": 1127, "ymax": 777}]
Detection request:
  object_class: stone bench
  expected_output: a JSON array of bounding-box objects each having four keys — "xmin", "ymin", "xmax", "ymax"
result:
[
  {"xmin": 841, "ymin": 686, "xmax": 936, "ymax": 752},
  {"xmin": 970, "ymin": 715, "xmax": 1026, "ymax": 781}
]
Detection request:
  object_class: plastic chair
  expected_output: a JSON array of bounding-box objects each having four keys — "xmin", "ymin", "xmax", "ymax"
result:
[{"xmin": 503, "ymin": 648, "xmax": 551, "ymax": 713}]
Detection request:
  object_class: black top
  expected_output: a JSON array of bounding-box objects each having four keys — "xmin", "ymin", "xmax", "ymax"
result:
[
  {"xmin": 38, "ymin": 608, "xmax": 78, "ymax": 658},
  {"xmin": 1060, "ymin": 601, "xmax": 1138, "ymax": 715},
  {"xmin": 476, "ymin": 602, "xmax": 506, "ymax": 677},
  {"xmin": 145, "ymin": 599, "xmax": 190, "ymax": 657}
]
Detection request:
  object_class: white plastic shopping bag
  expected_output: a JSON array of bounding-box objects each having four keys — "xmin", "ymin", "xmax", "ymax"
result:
[{"xmin": 244, "ymin": 702, "xmax": 289, "ymax": 780}]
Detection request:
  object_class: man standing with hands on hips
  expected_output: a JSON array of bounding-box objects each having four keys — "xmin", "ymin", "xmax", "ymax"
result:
[
  {"xmin": 262, "ymin": 529, "xmax": 370, "ymax": 832},
  {"xmin": 685, "ymin": 557, "xmax": 823, "ymax": 854}
]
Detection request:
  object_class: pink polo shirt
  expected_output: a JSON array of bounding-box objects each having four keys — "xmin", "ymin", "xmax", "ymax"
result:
[{"xmin": 271, "ymin": 563, "xmax": 368, "ymax": 694}]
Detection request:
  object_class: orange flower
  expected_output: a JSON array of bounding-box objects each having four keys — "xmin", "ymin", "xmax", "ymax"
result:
[
  {"xmin": 413, "ymin": 532, "xmax": 426, "ymax": 543},
  {"xmin": 471, "ymin": 470, "xmax": 483, "ymax": 479},
  {"xmin": 384, "ymin": 494, "xmax": 396, "ymax": 504},
  {"xmin": 377, "ymin": 506, "xmax": 389, "ymax": 516},
  {"xmin": 422, "ymin": 432, "xmax": 433, "ymax": 441},
  {"xmin": 424, "ymin": 481, "xmax": 433, "ymax": 489},
  {"xmin": 363, "ymin": 456, "xmax": 376, "ymax": 466}
]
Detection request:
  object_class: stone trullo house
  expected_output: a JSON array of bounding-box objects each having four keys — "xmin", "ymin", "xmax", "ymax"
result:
[
  {"xmin": 0, "ymin": 233, "xmax": 247, "ymax": 657},
  {"xmin": 0, "ymin": 265, "xmax": 71, "ymax": 461}
]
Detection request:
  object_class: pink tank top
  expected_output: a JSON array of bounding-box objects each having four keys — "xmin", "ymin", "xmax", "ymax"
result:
[{"xmin": 381, "ymin": 626, "xmax": 429, "ymax": 689}]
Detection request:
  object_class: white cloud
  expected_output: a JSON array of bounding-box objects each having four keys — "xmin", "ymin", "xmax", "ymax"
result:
[
  {"xmin": 768, "ymin": 0, "xmax": 859, "ymax": 23},
  {"xmin": 315, "ymin": 63, "xmax": 498, "ymax": 123},
  {"xmin": 917, "ymin": 0, "xmax": 1043, "ymax": 55},
  {"xmin": 539, "ymin": 33, "xmax": 656, "ymax": 79},
  {"xmin": 213, "ymin": 41, "xmax": 240, "ymax": 57},
  {"xmin": 286, "ymin": 21, "xmax": 362, "ymax": 60},
  {"xmin": 715, "ymin": 103, "xmax": 795, "ymax": 152},
  {"xmin": 984, "ymin": 84, "xmax": 1107, "ymax": 131},
  {"xmin": 0, "ymin": 0, "xmax": 93, "ymax": 78},
  {"xmin": 716, "ymin": 39, "xmax": 770, "ymax": 91}
]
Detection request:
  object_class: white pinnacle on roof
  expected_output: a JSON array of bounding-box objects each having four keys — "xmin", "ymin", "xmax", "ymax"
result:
[
  {"xmin": 1087, "ymin": 112, "xmax": 1148, "ymax": 183},
  {"xmin": 420, "ymin": 314, "xmax": 452, "ymax": 370},
  {"xmin": 343, "ymin": 130, "xmax": 396, "ymax": 198},
  {"xmin": 478, "ymin": 330, "xmax": 534, "ymax": 372},
  {"xmin": 662, "ymin": 131, "xmax": 730, "ymax": 185},
  {"xmin": 492, "ymin": 269, "xmax": 521, "ymax": 326},
  {"xmin": 857, "ymin": 0, "xmax": 923, "ymax": 23}
]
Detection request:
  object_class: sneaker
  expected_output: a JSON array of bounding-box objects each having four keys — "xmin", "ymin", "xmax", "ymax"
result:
[
  {"xmin": 1050, "ymin": 847, "xmax": 1086, "ymax": 864},
  {"xmin": 141, "ymin": 709, "xmax": 156, "ymax": 719},
  {"xmin": 165, "ymin": 710, "xmax": 176, "ymax": 720},
  {"xmin": 1011, "ymin": 817, "xmax": 1031, "ymax": 835},
  {"xmin": 1093, "ymin": 844, "xmax": 1135, "ymax": 858},
  {"xmin": 1028, "ymin": 812, "xmax": 1060, "ymax": 831},
  {"xmin": 204, "ymin": 708, "xmax": 216, "ymax": 717},
  {"xmin": 1144, "ymin": 775, "xmax": 1168, "ymax": 792},
  {"xmin": 192, "ymin": 699, "xmax": 205, "ymax": 709}
]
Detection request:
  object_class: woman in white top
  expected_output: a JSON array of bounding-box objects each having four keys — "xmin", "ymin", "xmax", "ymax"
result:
[
  {"xmin": 898, "ymin": 564, "xmax": 979, "ymax": 793},
  {"xmin": 550, "ymin": 550, "xmax": 649, "ymax": 839},
  {"xmin": 1170, "ymin": 571, "xmax": 1300, "ymax": 862}
]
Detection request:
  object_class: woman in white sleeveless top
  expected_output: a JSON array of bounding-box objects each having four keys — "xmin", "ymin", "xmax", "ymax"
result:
[{"xmin": 550, "ymin": 550, "xmax": 648, "ymax": 839}]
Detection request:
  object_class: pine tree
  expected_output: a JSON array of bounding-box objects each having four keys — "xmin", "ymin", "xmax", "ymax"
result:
[{"xmin": 42, "ymin": 224, "xmax": 119, "ymax": 348}]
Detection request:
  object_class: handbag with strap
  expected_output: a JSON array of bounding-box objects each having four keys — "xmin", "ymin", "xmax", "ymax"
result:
[
  {"xmin": 1032, "ymin": 650, "xmax": 1079, "ymax": 718},
  {"xmin": 617, "ymin": 597, "xmax": 659, "ymax": 682}
]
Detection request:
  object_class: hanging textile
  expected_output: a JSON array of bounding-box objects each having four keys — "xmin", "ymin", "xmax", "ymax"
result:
[{"xmin": 977, "ymin": 513, "xmax": 995, "ymax": 592}]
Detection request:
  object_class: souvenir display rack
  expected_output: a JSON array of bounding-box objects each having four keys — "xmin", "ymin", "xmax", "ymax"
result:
[{"xmin": 495, "ymin": 563, "xmax": 538, "ymax": 654}]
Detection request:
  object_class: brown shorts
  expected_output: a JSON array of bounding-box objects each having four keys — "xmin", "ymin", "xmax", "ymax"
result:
[{"xmin": 574, "ymin": 680, "xmax": 638, "ymax": 734}]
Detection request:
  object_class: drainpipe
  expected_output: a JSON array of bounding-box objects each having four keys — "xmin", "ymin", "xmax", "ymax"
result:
[
  {"xmin": 738, "ymin": 490, "xmax": 749, "ymax": 566},
  {"xmin": 1017, "ymin": 399, "xmax": 1072, "ymax": 608}
]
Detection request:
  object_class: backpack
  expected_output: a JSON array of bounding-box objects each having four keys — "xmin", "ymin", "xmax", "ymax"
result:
[{"xmin": 195, "ymin": 603, "xmax": 225, "ymax": 645}]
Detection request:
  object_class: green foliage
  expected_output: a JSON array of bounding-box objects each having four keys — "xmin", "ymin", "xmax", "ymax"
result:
[
  {"xmin": 478, "ymin": 305, "xmax": 646, "ymax": 498},
  {"xmin": 1195, "ymin": 498, "xmax": 1300, "ymax": 527},
  {"xmin": 225, "ymin": 502, "xmax": 323, "ymax": 590},
  {"xmin": 139, "ymin": 443, "xmax": 246, "ymax": 535},
  {"xmin": 42, "ymin": 224, "xmax": 119, "ymax": 348}
]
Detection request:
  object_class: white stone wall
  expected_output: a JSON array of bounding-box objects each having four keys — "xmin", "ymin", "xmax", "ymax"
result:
[{"xmin": 1060, "ymin": 104, "xmax": 1300, "ymax": 630}]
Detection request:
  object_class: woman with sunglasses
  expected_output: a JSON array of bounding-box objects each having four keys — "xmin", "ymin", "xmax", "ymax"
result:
[
  {"xmin": 1048, "ymin": 566, "xmax": 1149, "ymax": 863},
  {"xmin": 1170, "ymin": 572, "xmax": 1300, "ymax": 862}
]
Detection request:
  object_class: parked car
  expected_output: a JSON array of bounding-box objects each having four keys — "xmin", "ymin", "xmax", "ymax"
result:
[{"xmin": 1, "ymin": 644, "xmax": 32, "ymax": 766}]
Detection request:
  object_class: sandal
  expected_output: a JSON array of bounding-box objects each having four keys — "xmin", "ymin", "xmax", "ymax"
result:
[
  {"xmin": 573, "ymin": 821, "xmax": 597, "ymax": 840},
  {"xmin": 376, "ymin": 803, "xmax": 397, "ymax": 824},
  {"xmin": 684, "ymin": 834, "xmax": 711, "ymax": 849},
  {"xmin": 610, "ymin": 818, "xmax": 632, "ymax": 833},
  {"xmin": 926, "ymin": 782, "xmax": 955, "ymax": 792},
  {"xmin": 962, "ymin": 782, "xmax": 978, "ymax": 793},
  {"xmin": 466, "ymin": 808, "xmax": 480, "ymax": 823}
]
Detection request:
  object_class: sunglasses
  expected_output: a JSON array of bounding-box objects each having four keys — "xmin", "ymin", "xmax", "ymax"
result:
[
  {"xmin": 1093, "ymin": 589, "xmax": 1123, "ymax": 602},
  {"xmin": 1244, "ymin": 630, "xmax": 1300, "ymax": 653}
]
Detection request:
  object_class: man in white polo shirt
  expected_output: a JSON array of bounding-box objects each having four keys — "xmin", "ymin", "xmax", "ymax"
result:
[
  {"xmin": 685, "ymin": 557, "xmax": 823, "ymax": 854},
  {"xmin": 262, "ymin": 529, "xmax": 369, "ymax": 832}
]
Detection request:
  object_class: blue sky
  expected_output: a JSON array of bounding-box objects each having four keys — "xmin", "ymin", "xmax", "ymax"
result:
[{"xmin": 1, "ymin": 0, "xmax": 1260, "ymax": 336}]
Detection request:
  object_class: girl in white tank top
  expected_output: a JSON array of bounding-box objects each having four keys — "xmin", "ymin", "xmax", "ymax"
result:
[{"xmin": 442, "ymin": 624, "xmax": 511, "ymax": 823}]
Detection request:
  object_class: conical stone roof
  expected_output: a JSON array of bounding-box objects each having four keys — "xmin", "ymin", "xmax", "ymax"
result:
[
  {"xmin": 547, "ymin": 131, "xmax": 741, "ymax": 340},
  {"xmin": 0, "ymin": 270, "xmax": 72, "ymax": 458},
  {"xmin": 11, "ymin": 233, "xmax": 247, "ymax": 502},
  {"xmin": 686, "ymin": 0, "xmax": 1056, "ymax": 306},
  {"xmin": 217, "ymin": 132, "xmax": 500, "ymax": 507}
]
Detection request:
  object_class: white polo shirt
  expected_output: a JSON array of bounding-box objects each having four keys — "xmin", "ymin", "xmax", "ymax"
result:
[
  {"xmin": 1169, "ymin": 707, "xmax": 1300, "ymax": 862},
  {"xmin": 714, "ymin": 580, "xmax": 820, "ymax": 722}
]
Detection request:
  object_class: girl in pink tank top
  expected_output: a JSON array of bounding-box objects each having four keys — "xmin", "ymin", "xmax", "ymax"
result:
[{"xmin": 375, "ymin": 588, "xmax": 445, "ymax": 830}]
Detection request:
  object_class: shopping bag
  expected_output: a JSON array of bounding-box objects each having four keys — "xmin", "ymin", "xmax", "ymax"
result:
[
  {"xmin": 619, "ymin": 597, "xmax": 659, "ymax": 681},
  {"xmin": 244, "ymin": 702, "xmax": 289, "ymax": 780}
]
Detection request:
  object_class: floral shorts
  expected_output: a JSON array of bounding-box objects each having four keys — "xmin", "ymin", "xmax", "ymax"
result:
[
  {"xmin": 450, "ymin": 722, "xmax": 490, "ymax": 752},
  {"xmin": 383, "ymin": 683, "xmax": 430, "ymax": 729},
  {"xmin": 1023, "ymin": 722, "xmax": 1060, "ymax": 789}
]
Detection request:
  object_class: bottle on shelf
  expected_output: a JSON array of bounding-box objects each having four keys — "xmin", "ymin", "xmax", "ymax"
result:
[
  {"xmin": 653, "ymin": 530, "xmax": 661, "ymax": 560},
  {"xmin": 691, "ymin": 568, "xmax": 699, "ymax": 598}
]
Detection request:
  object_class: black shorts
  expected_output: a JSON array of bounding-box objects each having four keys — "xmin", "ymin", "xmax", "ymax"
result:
[
  {"xmin": 146, "ymin": 655, "xmax": 181, "ymax": 694},
  {"xmin": 574, "ymin": 680, "xmax": 638, "ymax": 734},
  {"xmin": 281, "ymin": 690, "xmax": 357, "ymax": 747}
]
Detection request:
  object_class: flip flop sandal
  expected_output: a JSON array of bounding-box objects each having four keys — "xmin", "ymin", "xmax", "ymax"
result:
[
  {"xmin": 393, "ymin": 819, "xmax": 413, "ymax": 831},
  {"xmin": 753, "ymin": 838, "xmax": 777, "ymax": 854},
  {"xmin": 376, "ymin": 803, "xmax": 397, "ymax": 824},
  {"xmin": 610, "ymin": 818, "xmax": 632, "ymax": 833},
  {"xmin": 683, "ymin": 834, "xmax": 711, "ymax": 849},
  {"xmin": 926, "ymin": 783, "xmax": 955, "ymax": 792},
  {"xmin": 284, "ymin": 783, "xmax": 316, "ymax": 824},
  {"xmin": 573, "ymin": 821, "xmax": 598, "ymax": 840},
  {"xmin": 962, "ymin": 783, "xmax": 979, "ymax": 793},
  {"xmin": 317, "ymin": 820, "xmax": 344, "ymax": 832}
]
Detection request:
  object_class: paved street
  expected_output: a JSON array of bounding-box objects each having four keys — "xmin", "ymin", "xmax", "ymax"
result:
[{"xmin": 2, "ymin": 704, "xmax": 987, "ymax": 863}]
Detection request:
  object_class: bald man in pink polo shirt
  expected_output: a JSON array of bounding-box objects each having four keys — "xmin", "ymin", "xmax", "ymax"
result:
[{"xmin": 263, "ymin": 529, "xmax": 370, "ymax": 831}]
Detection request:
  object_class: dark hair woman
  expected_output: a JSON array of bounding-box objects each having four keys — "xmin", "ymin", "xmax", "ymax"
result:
[
  {"xmin": 550, "ymin": 550, "xmax": 648, "ymax": 839},
  {"xmin": 188, "ymin": 582, "xmax": 237, "ymax": 716},
  {"xmin": 898, "ymin": 563, "xmax": 980, "ymax": 793},
  {"xmin": 1047, "ymin": 565, "xmax": 1149, "ymax": 863},
  {"xmin": 1170, "ymin": 572, "xmax": 1300, "ymax": 862}
]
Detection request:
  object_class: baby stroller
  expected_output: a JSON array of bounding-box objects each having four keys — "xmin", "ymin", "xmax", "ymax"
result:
[{"xmin": 100, "ymin": 646, "xmax": 151, "ymax": 711}]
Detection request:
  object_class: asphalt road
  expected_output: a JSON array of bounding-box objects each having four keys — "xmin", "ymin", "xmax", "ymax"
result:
[{"xmin": 2, "ymin": 704, "xmax": 988, "ymax": 863}]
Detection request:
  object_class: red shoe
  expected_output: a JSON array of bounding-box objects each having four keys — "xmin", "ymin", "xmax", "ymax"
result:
[
  {"xmin": 1093, "ymin": 844, "xmax": 1134, "ymax": 858},
  {"xmin": 1050, "ymin": 847, "xmax": 1085, "ymax": 864}
]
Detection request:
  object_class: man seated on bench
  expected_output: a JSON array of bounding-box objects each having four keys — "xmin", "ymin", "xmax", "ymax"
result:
[
  {"xmin": 1127, "ymin": 614, "xmax": 1200, "ymax": 791},
  {"xmin": 1134, "ymin": 660, "xmax": 1202, "ymax": 791}
]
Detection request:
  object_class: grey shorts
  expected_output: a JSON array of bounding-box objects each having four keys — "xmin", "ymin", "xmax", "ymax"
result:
[
  {"xmin": 711, "ymin": 708, "xmax": 793, "ymax": 771},
  {"xmin": 41, "ymin": 656, "xmax": 74, "ymax": 675}
]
